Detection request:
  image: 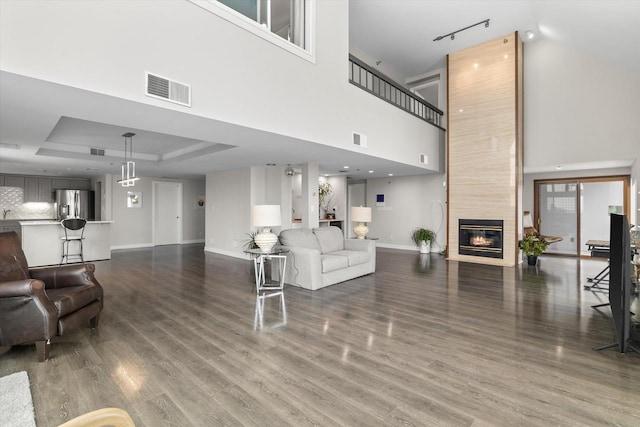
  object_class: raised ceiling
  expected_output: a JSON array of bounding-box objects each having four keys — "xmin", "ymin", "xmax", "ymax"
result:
[{"xmin": 1, "ymin": 1, "xmax": 638, "ymax": 180}]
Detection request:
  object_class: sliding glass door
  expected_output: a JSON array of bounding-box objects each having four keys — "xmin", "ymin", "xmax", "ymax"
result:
[
  {"xmin": 538, "ymin": 182, "xmax": 578, "ymax": 255},
  {"xmin": 534, "ymin": 176, "xmax": 629, "ymax": 256}
]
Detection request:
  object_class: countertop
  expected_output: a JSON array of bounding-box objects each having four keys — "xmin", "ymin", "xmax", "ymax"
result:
[{"xmin": 19, "ymin": 220, "xmax": 114, "ymax": 225}]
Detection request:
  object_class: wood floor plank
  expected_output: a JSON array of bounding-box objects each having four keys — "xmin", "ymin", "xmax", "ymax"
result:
[{"xmin": 2, "ymin": 245, "xmax": 640, "ymax": 426}]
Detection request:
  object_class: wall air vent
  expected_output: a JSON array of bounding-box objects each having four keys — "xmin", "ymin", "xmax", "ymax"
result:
[
  {"xmin": 146, "ymin": 72, "xmax": 191, "ymax": 107},
  {"xmin": 90, "ymin": 148, "xmax": 105, "ymax": 156},
  {"xmin": 419, "ymin": 153, "xmax": 428, "ymax": 164},
  {"xmin": 353, "ymin": 132, "xmax": 367, "ymax": 148}
]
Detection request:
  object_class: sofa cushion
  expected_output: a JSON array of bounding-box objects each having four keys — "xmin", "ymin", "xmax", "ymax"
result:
[
  {"xmin": 313, "ymin": 227, "xmax": 344, "ymax": 254},
  {"xmin": 330, "ymin": 250, "xmax": 370, "ymax": 267},
  {"xmin": 279, "ymin": 229, "xmax": 321, "ymax": 251},
  {"xmin": 320, "ymin": 254, "xmax": 349, "ymax": 273}
]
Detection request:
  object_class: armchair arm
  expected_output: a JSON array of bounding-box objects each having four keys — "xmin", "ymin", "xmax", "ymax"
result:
[
  {"xmin": 0, "ymin": 278, "xmax": 58, "ymax": 346},
  {"xmin": 282, "ymin": 247, "xmax": 323, "ymax": 290},
  {"xmin": 30, "ymin": 263, "xmax": 100, "ymax": 289},
  {"xmin": 0, "ymin": 278, "xmax": 45, "ymax": 298}
]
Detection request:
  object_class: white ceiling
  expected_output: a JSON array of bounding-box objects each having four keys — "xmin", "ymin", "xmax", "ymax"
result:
[
  {"xmin": 1, "ymin": 0, "xmax": 638, "ymax": 181},
  {"xmin": 350, "ymin": 0, "xmax": 640, "ymax": 80}
]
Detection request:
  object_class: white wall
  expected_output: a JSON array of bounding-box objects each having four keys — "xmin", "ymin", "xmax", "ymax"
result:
[
  {"xmin": 206, "ymin": 169, "xmax": 251, "ymax": 256},
  {"xmin": 0, "ymin": 0, "xmax": 442, "ymax": 173},
  {"xmin": 524, "ymin": 39, "xmax": 639, "ymax": 170},
  {"xmin": 110, "ymin": 176, "xmax": 205, "ymax": 249},
  {"xmin": 205, "ymin": 166, "xmax": 288, "ymax": 258},
  {"xmin": 365, "ymin": 174, "xmax": 446, "ymax": 252}
]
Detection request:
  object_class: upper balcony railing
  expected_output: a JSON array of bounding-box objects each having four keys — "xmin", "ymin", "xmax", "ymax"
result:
[{"xmin": 349, "ymin": 54, "xmax": 445, "ymax": 131}]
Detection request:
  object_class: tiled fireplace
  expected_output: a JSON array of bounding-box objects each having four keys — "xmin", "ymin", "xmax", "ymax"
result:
[{"xmin": 447, "ymin": 31, "xmax": 523, "ymax": 266}]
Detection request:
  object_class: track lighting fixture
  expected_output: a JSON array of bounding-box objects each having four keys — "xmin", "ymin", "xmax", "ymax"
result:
[{"xmin": 433, "ymin": 19, "xmax": 490, "ymax": 42}]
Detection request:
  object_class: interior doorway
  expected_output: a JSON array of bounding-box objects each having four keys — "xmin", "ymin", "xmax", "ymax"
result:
[
  {"xmin": 153, "ymin": 181, "xmax": 183, "ymax": 246},
  {"xmin": 534, "ymin": 175, "xmax": 630, "ymax": 256}
]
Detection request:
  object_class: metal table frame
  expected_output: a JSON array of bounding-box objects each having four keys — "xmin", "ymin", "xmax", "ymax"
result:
[{"xmin": 245, "ymin": 248, "xmax": 288, "ymax": 293}]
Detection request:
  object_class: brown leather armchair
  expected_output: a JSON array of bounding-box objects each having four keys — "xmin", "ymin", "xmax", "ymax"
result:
[{"xmin": 0, "ymin": 231, "xmax": 103, "ymax": 361}]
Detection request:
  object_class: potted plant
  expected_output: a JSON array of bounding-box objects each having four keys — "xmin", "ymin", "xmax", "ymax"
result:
[
  {"xmin": 411, "ymin": 228, "xmax": 436, "ymax": 254},
  {"xmin": 519, "ymin": 233, "xmax": 549, "ymax": 266}
]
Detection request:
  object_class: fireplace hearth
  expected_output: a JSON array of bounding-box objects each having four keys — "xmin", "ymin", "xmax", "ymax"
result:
[{"xmin": 459, "ymin": 219, "xmax": 503, "ymax": 259}]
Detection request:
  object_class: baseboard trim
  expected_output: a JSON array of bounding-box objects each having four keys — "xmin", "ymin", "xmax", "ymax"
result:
[
  {"xmin": 376, "ymin": 243, "xmax": 424, "ymax": 252},
  {"xmin": 111, "ymin": 243, "xmax": 155, "ymax": 250},
  {"xmin": 182, "ymin": 239, "xmax": 205, "ymax": 244},
  {"xmin": 204, "ymin": 246, "xmax": 249, "ymax": 260}
]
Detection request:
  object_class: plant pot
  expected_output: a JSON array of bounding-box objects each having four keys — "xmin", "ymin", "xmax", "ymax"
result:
[
  {"xmin": 527, "ymin": 255, "xmax": 538, "ymax": 266},
  {"xmin": 419, "ymin": 241, "xmax": 431, "ymax": 254}
]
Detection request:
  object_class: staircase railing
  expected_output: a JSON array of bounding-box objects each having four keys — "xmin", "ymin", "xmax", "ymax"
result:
[{"xmin": 349, "ymin": 54, "xmax": 445, "ymax": 130}]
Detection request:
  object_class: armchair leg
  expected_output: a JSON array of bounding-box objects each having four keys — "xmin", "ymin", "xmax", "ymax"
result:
[
  {"xmin": 89, "ymin": 315, "xmax": 100, "ymax": 329},
  {"xmin": 36, "ymin": 340, "xmax": 50, "ymax": 362}
]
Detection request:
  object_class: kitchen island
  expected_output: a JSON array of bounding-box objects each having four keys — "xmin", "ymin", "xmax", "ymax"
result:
[{"xmin": 20, "ymin": 220, "xmax": 113, "ymax": 267}]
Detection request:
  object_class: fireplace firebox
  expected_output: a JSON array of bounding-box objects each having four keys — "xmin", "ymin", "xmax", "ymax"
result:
[{"xmin": 459, "ymin": 219, "xmax": 503, "ymax": 259}]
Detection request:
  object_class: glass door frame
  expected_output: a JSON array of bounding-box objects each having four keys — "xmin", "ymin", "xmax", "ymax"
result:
[{"xmin": 534, "ymin": 175, "xmax": 630, "ymax": 256}]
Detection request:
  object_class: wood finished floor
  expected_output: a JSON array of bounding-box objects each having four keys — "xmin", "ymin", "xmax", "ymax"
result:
[{"xmin": 1, "ymin": 245, "xmax": 640, "ymax": 426}]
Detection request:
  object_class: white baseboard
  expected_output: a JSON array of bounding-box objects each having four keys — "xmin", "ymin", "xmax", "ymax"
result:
[
  {"xmin": 182, "ymin": 239, "xmax": 205, "ymax": 244},
  {"xmin": 376, "ymin": 242, "xmax": 423, "ymax": 252},
  {"xmin": 111, "ymin": 243, "xmax": 155, "ymax": 250},
  {"xmin": 204, "ymin": 246, "xmax": 249, "ymax": 260}
]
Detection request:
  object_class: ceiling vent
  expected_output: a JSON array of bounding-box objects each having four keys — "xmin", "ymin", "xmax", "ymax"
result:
[
  {"xmin": 90, "ymin": 148, "xmax": 105, "ymax": 156},
  {"xmin": 419, "ymin": 153, "xmax": 428, "ymax": 164},
  {"xmin": 353, "ymin": 132, "xmax": 367, "ymax": 148},
  {"xmin": 146, "ymin": 72, "xmax": 191, "ymax": 107}
]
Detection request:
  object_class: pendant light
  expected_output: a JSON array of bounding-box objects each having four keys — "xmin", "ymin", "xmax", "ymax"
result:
[{"xmin": 117, "ymin": 132, "xmax": 140, "ymax": 187}]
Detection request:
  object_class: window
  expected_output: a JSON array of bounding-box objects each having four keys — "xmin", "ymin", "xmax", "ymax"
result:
[{"xmin": 189, "ymin": 0, "xmax": 312, "ymax": 59}]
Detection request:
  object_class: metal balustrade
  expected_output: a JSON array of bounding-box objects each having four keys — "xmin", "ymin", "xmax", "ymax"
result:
[{"xmin": 349, "ymin": 54, "xmax": 445, "ymax": 130}]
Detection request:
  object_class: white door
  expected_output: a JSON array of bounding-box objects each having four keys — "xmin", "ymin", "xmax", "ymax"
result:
[{"xmin": 153, "ymin": 182, "xmax": 182, "ymax": 245}]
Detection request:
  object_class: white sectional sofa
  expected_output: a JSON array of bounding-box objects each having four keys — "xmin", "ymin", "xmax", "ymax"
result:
[{"xmin": 278, "ymin": 226, "xmax": 376, "ymax": 290}]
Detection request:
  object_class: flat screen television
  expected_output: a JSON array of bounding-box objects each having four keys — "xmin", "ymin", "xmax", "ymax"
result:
[{"xmin": 603, "ymin": 214, "xmax": 638, "ymax": 353}]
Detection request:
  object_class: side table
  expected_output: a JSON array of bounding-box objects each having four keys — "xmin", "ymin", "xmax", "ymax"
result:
[{"xmin": 244, "ymin": 247, "xmax": 289, "ymax": 293}]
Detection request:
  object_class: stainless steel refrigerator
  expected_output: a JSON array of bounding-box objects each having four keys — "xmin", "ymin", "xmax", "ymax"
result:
[{"xmin": 55, "ymin": 190, "xmax": 95, "ymax": 220}]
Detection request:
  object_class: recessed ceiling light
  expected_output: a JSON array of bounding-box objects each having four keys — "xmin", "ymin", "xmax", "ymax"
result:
[
  {"xmin": 343, "ymin": 166, "xmax": 349, "ymax": 169},
  {"xmin": 459, "ymin": 109, "xmax": 464, "ymax": 113},
  {"xmin": 556, "ymin": 165, "xmax": 563, "ymax": 170},
  {"xmin": 504, "ymin": 54, "xmax": 509, "ymax": 59},
  {"xmin": 473, "ymin": 63, "xmax": 478, "ymax": 69},
  {"xmin": 324, "ymin": 174, "xmax": 329, "ymax": 177},
  {"xmin": 526, "ymin": 30, "xmax": 534, "ymax": 40},
  {"xmin": 388, "ymin": 173, "xmax": 394, "ymax": 177},
  {"xmin": 266, "ymin": 163, "xmax": 276, "ymax": 166},
  {"xmin": 368, "ymin": 170, "xmax": 374, "ymax": 174}
]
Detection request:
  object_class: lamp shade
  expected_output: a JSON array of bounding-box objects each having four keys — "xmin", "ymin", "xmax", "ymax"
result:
[
  {"xmin": 351, "ymin": 206, "xmax": 372, "ymax": 223},
  {"xmin": 251, "ymin": 205, "xmax": 282, "ymax": 227},
  {"xmin": 523, "ymin": 211, "xmax": 534, "ymax": 228}
]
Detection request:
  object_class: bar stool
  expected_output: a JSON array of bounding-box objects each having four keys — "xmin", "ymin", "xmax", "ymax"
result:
[{"xmin": 60, "ymin": 218, "xmax": 87, "ymax": 264}]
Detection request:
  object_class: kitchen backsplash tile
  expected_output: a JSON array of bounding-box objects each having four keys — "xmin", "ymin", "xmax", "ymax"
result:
[{"xmin": 1, "ymin": 187, "xmax": 56, "ymax": 219}]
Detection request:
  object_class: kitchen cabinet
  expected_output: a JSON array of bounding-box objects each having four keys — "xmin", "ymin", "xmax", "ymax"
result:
[
  {"xmin": 69, "ymin": 179, "xmax": 90, "ymax": 190},
  {"xmin": 53, "ymin": 178, "xmax": 90, "ymax": 190},
  {"xmin": 3, "ymin": 175, "xmax": 24, "ymax": 188},
  {"xmin": 24, "ymin": 177, "xmax": 53, "ymax": 202},
  {"xmin": 52, "ymin": 179, "xmax": 70, "ymax": 190}
]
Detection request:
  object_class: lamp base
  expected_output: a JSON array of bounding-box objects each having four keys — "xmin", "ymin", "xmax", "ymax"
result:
[
  {"xmin": 255, "ymin": 228, "xmax": 278, "ymax": 252},
  {"xmin": 354, "ymin": 222, "xmax": 369, "ymax": 239}
]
